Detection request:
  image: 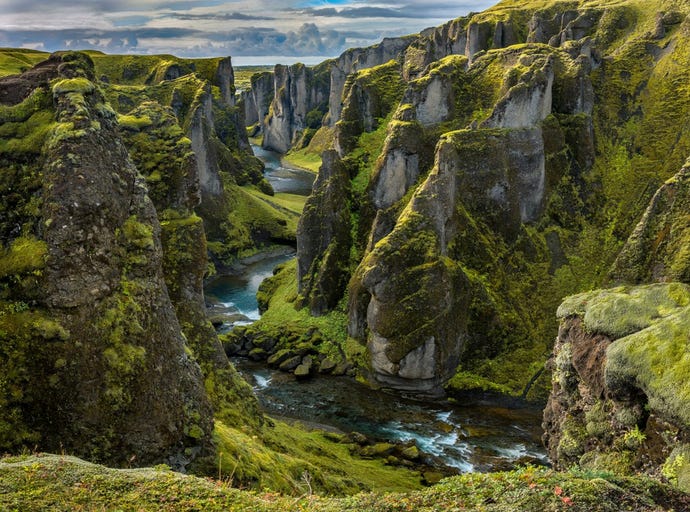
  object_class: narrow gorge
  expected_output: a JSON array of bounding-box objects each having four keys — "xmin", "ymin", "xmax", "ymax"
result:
[{"xmin": 2, "ymin": 0, "xmax": 690, "ymax": 510}]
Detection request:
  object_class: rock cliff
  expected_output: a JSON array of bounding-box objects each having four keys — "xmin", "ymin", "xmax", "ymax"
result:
[
  {"xmin": 544, "ymin": 283, "xmax": 690, "ymax": 490},
  {"xmin": 543, "ymin": 149, "xmax": 690, "ymax": 489},
  {"xmin": 0, "ymin": 52, "xmax": 215, "ymax": 467},
  {"xmin": 253, "ymin": 0, "xmax": 690, "ymax": 400},
  {"xmin": 94, "ymin": 53, "xmax": 297, "ymax": 267}
]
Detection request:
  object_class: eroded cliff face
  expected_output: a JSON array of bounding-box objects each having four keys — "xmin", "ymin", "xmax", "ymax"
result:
[
  {"xmin": 543, "ymin": 283, "xmax": 690, "ymax": 490},
  {"xmin": 262, "ymin": 64, "xmax": 328, "ymax": 153},
  {"xmin": 117, "ymin": 101, "xmax": 261, "ymax": 429},
  {"xmin": 542, "ymin": 148, "xmax": 690, "ymax": 489},
  {"xmin": 338, "ymin": 41, "xmax": 595, "ymax": 393},
  {"xmin": 0, "ymin": 52, "xmax": 215, "ymax": 467},
  {"xmin": 610, "ymin": 158, "xmax": 690, "ymax": 284},
  {"xmin": 95, "ymin": 53, "xmax": 296, "ymax": 267},
  {"xmin": 253, "ymin": 0, "xmax": 690, "ymax": 401}
]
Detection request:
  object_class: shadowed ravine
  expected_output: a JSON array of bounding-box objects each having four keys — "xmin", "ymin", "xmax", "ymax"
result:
[{"xmin": 206, "ymin": 148, "xmax": 548, "ymax": 473}]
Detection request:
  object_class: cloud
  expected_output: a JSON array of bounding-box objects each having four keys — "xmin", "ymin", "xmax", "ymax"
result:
[
  {"xmin": 1, "ymin": 0, "xmax": 231, "ymax": 16},
  {"xmin": 0, "ymin": 0, "xmax": 499, "ymax": 60},
  {"xmin": 298, "ymin": 7, "xmax": 416, "ymax": 18},
  {"xmin": 168, "ymin": 12, "xmax": 275, "ymax": 21},
  {"xmin": 0, "ymin": 23, "xmax": 347, "ymax": 57},
  {"xmin": 0, "ymin": 27, "xmax": 200, "ymax": 53}
]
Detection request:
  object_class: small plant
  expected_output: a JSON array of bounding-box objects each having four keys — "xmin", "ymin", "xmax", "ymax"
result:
[
  {"xmin": 622, "ymin": 425, "xmax": 646, "ymax": 450},
  {"xmin": 662, "ymin": 453, "xmax": 686, "ymax": 486}
]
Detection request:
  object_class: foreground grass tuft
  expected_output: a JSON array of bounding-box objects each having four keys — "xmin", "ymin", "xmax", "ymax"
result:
[{"xmin": 1, "ymin": 454, "xmax": 688, "ymax": 511}]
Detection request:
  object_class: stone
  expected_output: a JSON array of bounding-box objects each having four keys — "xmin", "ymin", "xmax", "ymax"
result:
[
  {"xmin": 279, "ymin": 355, "xmax": 303, "ymax": 372},
  {"xmin": 318, "ymin": 357, "xmax": 337, "ymax": 373}
]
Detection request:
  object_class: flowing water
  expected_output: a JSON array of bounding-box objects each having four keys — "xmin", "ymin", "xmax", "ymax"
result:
[
  {"xmin": 252, "ymin": 144, "xmax": 316, "ymax": 195},
  {"xmin": 234, "ymin": 357, "xmax": 547, "ymax": 472},
  {"xmin": 206, "ymin": 144, "xmax": 548, "ymax": 472}
]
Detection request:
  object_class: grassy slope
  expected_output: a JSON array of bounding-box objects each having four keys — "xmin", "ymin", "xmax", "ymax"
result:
[
  {"xmin": 0, "ymin": 49, "xmax": 48, "ymax": 77},
  {"xmin": 235, "ymin": 65, "xmax": 274, "ymax": 92},
  {"xmin": 2, "ymin": 454, "xmax": 688, "ymax": 511}
]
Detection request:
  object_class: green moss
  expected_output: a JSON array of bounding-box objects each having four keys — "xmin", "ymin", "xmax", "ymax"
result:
[
  {"xmin": 663, "ymin": 445, "xmax": 690, "ymax": 491},
  {"xmin": 0, "ymin": 236, "xmax": 47, "ymax": 280},
  {"xmin": 210, "ymin": 419, "xmax": 422, "ymax": 496},
  {"xmin": 122, "ymin": 216, "xmax": 154, "ymax": 251},
  {"xmin": 207, "ymin": 185, "xmax": 300, "ymax": 264},
  {"xmin": 283, "ymin": 150, "xmax": 322, "ymax": 172},
  {"xmin": 0, "ymin": 49, "xmax": 48, "ymax": 77},
  {"xmin": 558, "ymin": 283, "xmax": 690, "ymax": 338},
  {"xmin": 444, "ymin": 371, "xmax": 512, "ymax": 394},
  {"xmin": 247, "ymin": 259, "xmax": 350, "ymax": 363},
  {"xmin": 117, "ymin": 113, "xmax": 153, "ymax": 131},
  {"xmin": 52, "ymin": 78, "xmax": 95, "ymax": 95},
  {"xmin": 97, "ymin": 282, "xmax": 147, "ymax": 411},
  {"xmin": 2, "ymin": 453, "xmax": 689, "ymax": 511},
  {"xmin": 0, "ymin": 305, "xmax": 69, "ymax": 450},
  {"xmin": 605, "ymin": 293, "xmax": 690, "ymax": 429}
]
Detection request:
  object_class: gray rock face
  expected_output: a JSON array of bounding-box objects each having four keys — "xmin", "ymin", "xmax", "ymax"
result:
[
  {"xmin": 404, "ymin": 18, "xmax": 468, "ymax": 79},
  {"xmin": 349, "ymin": 47, "xmax": 596, "ymax": 391},
  {"xmin": 610, "ymin": 159, "xmax": 690, "ymax": 284},
  {"xmin": 243, "ymin": 72, "xmax": 274, "ymax": 127},
  {"xmin": 190, "ymin": 89, "xmax": 223, "ymax": 198},
  {"xmin": 357, "ymin": 152, "xmax": 471, "ymax": 393},
  {"xmin": 482, "ymin": 56, "xmax": 554, "ymax": 129},
  {"xmin": 214, "ymin": 56, "xmax": 235, "ymax": 107},
  {"xmin": 262, "ymin": 63, "xmax": 329, "ymax": 153},
  {"xmin": 0, "ymin": 53, "xmax": 214, "ymax": 467},
  {"xmin": 326, "ymin": 36, "xmax": 415, "ymax": 126},
  {"xmin": 372, "ymin": 149, "xmax": 420, "ymax": 210},
  {"xmin": 527, "ymin": 9, "xmax": 601, "ymax": 47},
  {"xmin": 296, "ymin": 150, "xmax": 352, "ymax": 315}
]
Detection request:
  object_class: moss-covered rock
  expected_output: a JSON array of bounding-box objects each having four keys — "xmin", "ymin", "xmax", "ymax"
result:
[
  {"xmin": 0, "ymin": 52, "xmax": 214, "ymax": 467},
  {"xmin": 545, "ymin": 282, "xmax": 690, "ymax": 488},
  {"xmin": 2, "ymin": 453, "xmax": 690, "ymax": 511}
]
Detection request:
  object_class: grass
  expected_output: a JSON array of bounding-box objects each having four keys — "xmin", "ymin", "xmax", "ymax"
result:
[
  {"xmin": 283, "ymin": 150, "xmax": 323, "ymax": 172},
  {"xmin": 251, "ymin": 259, "xmax": 350, "ymax": 358},
  {"xmin": 0, "ymin": 48, "xmax": 48, "ymax": 77},
  {"xmin": 214, "ymin": 419, "xmax": 422, "ymax": 496},
  {"xmin": 234, "ymin": 66, "xmax": 274, "ymax": 92},
  {"xmin": 1, "ymin": 454, "xmax": 688, "ymax": 511}
]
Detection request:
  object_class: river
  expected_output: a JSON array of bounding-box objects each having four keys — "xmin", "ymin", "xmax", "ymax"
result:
[{"xmin": 205, "ymin": 145, "xmax": 548, "ymax": 473}]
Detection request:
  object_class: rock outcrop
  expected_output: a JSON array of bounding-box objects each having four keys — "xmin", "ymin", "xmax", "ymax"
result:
[
  {"xmin": 342, "ymin": 43, "xmax": 595, "ymax": 393},
  {"xmin": 296, "ymin": 150, "xmax": 351, "ymax": 315},
  {"xmin": 610, "ymin": 158, "xmax": 690, "ymax": 284},
  {"xmin": 250, "ymin": 0, "xmax": 690, "ymax": 401},
  {"xmin": 0, "ymin": 52, "xmax": 215, "ymax": 467},
  {"xmin": 262, "ymin": 63, "xmax": 329, "ymax": 153},
  {"xmin": 243, "ymin": 71, "xmax": 274, "ymax": 128},
  {"xmin": 325, "ymin": 37, "xmax": 416, "ymax": 127},
  {"xmin": 543, "ymin": 283, "xmax": 690, "ymax": 490}
]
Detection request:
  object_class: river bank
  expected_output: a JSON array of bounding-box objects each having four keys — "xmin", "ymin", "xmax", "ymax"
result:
[{"xmin": 205, "ymin": 143, "xmax": 548, "ymax": 475}]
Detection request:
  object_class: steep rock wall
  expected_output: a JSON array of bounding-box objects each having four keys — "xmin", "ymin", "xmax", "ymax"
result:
[
  {"xmin": 610, "ymin": 158, "xmax": 690, "ymax": 284},
  {"xmin": 0, "ymin": 53, "xmax": 214, "ymax": 467},
  {"xmin": 262, "ymin": 63, "xmax": 329, "ymax": 153},
  {"xmin": 345, "ymin": 43, "xmax": 595, "ymax": 392}
]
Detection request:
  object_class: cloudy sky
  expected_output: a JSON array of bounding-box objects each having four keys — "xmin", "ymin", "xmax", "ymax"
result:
[{"xmin": 0, "ymin": 0, "xmax": 496, "ymax": 64}]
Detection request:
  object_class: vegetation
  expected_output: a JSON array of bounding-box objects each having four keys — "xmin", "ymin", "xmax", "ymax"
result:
[
  {"xmin": 1, "ymin": 454, "xmax": 688, "ymax": 511},
  {"xmin": 234, "ymin": 65, "xmax": 274, "ymax": 92},
  {"xmin": 0, "ymin": 49, "xmax": 48, "ymax": 77}
]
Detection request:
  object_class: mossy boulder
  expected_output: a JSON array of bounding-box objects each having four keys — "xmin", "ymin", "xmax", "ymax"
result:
[{"xmin": 545, "ymin": 282, "xmax": 690, "ymax": 486}]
